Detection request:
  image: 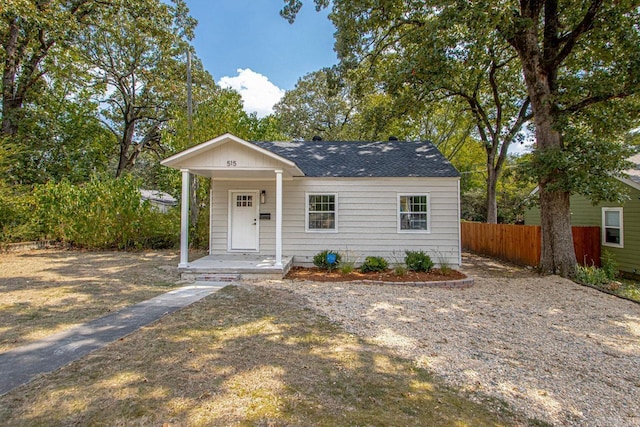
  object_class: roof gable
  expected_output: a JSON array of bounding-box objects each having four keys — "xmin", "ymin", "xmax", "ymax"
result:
[
  {"xmin": 253, "ymin": 140, "xmax": 460, "ymax": 178},
  {"xmin": 161, "ymin": 133, "xmax": 298, "ymax": 170},
  {"xmin": 160, "ymin": 133, "xmax": 303, "ymax": 178}
]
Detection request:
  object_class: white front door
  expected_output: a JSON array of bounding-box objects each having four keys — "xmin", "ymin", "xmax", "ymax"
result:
[{"xmin": 229, "ymin": 191, "xmax": 259, "ymax": 251}]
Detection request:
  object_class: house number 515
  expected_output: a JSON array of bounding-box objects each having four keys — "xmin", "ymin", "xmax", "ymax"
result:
[{"xmin": 227, "ymin": 160, "xmax": 237, "ymax": 167}]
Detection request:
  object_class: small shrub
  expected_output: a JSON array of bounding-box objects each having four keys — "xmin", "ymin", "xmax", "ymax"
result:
[
  {"xmin": 360, "ymin": 256, "xmax": 389, "ymax": 273},
  {"xmin": 575, "ymin": 264, "xmax": 610, "ymax": 286},
  {"xmin": 432, "ymin": 248, "xmax": 453, "ymax": 275},
  {"xmin": 339, "ymin": 248, "xmax": 358, "ymax": 274},
  {"xmin": 313, "ymin": 250, "xmax": 342, "ymax": 271},
  {"xmin": 601, "ymin": 250, "xmax": 618, "ymax": 281},
  {"xmin": 405, "ymin": 250, "xmax": 433, "ymax": 272},
  {"xmin": 394, "ymin": 265, "xmax": 407, "ymax": 276},
  {"xmin": 340, "ymin": 263, "xmax": 355, "ymax": 274}
]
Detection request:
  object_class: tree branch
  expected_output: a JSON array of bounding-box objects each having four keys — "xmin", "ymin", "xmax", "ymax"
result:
[
  {"xmin": 548, "ymin": 0, "xmax": 603, "ymax": 69},
  {"xmin": 562, "ymin": 90, "xmax": 634, "ymax": 114}
]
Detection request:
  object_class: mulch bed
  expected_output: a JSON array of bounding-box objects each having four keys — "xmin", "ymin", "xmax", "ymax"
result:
[{"xmin": 284, "ymin": 266, "xmax": 467, "ymax": 283}]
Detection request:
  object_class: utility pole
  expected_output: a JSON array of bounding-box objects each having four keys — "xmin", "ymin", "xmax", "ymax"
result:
[{"xmin": 186, "ymin": 50, "xmax": 199, "ymax": 239}]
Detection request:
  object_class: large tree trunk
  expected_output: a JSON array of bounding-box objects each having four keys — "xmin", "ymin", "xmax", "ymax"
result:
[
  {"xmin": 511, "ymin": 23, "xmax": 577, "ymax": 277},
  {"xmin": 533, "ymin": 118, "xmax": 577, "ymax": 275},
  {"xmin": 539, "ymin": 184, "xmax": 575, "ymax": 276}
]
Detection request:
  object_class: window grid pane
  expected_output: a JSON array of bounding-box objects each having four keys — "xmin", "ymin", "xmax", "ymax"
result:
[
  {"xmin": 308, "ymin": 195, "xmax": 336, "ymax": 230},
  {"xmin": 236, "ymin": 195, "xmax": 253, "ymax": 207},
  {"xmin": 400, "ymin": 195, "xmax": 428, "ymax": 231}
]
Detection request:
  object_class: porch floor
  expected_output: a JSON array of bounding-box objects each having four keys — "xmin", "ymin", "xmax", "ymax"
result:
[{"xmin": 179, "ymin": 254, "xmax": 294, "ymax": 280}]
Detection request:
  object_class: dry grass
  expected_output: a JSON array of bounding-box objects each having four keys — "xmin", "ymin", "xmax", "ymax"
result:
[
  {"xmin": 0, "ymin": 249, "xmax": 184, "ymax": 353},
  {"xmin": 0, "ymin": 284, "xmax": 537, "ymax": 426}
]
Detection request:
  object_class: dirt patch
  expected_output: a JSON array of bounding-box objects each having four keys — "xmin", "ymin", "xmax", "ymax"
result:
[
  {"xmin": 460, "ymin": 251, "xmax": 538, "ymax": 278},
  {"xmin": 285, "ymin": 266, "xmax": 467, "ymax": 282}
]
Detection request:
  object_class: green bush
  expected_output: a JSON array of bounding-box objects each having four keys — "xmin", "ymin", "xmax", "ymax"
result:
[
  {"xmin": 575, "ymin": 264, "xmax": 610, "ymax": 286},
  {"xmin": 0, "ymin": 183, "xmax": 38, "ymax": 243},
  {"xmin": 405, "ymin": 250, "xmax": 434, "ymax": 272},
  {"xmin": 359, "ymin": 256, "xmax": 389, "ymax": 273},
  {"xmin": 575, "ymin": 252, "xmax": 618, "ymax": 287},
  {"xmin": 28, "ymin": 175, "xmax": 178, "ymax": 250},
  {"xmin": 313, "ymin": 250, "xmax": 342, "ymax": 270}
]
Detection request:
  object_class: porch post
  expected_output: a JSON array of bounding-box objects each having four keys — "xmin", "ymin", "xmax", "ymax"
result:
[
  {"xmin": 275, "ymin": 169, "xmax": 283, "ymax": 267},
  {"xmin": 179, "ymin": 169, "xmax": 190, "ymax": 268},
  {"xmin": 209, "ymin": 179, "xmax": 214, "ymax": 255}
]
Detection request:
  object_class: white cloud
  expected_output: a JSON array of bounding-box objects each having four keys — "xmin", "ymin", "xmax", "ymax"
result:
[{"xmin": 218, "ymin": 68, "xmax": 285, "ymax": 118}]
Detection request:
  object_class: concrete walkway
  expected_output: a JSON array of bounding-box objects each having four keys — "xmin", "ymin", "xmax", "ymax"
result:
[{"xmin": 0, "ymin": 282, "xmax": 228, "ymax": 396}]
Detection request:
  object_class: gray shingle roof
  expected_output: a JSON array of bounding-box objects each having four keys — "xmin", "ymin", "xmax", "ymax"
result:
[{"xmin": 252, "ymin": 140, "xmax": 460, "ymax": 178}]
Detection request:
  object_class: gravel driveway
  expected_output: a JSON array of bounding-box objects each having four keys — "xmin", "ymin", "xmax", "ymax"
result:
[{"xmin": 253, "ymin": 253, "xmax": 640, "ymax": 426}]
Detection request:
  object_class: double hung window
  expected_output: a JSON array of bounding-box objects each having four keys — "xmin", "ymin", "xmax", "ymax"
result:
[
  {"xmin": 602, "ymin": 207, "xmax": 623, "ymax": 247},
  {"xmin": 398, "ymin": 194, "xmax": 430, "ymax": 232},
  {"xmin": 307, "ymin": 194, "xmax": 337, "ymax": 231}
]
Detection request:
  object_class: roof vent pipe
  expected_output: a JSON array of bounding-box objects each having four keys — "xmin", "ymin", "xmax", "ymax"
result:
[
  {"xmin": 312, "ymin": 135, "xmax": 322, "ymax": 141},
  {"xmin": 388, "ymin": 136, "xmax": 399, "ymax": 141}
]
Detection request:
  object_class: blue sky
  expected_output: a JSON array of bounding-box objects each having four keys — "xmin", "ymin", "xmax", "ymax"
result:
[{"xmin": 185, "ymin": 0, "xmax": 338, "ymax": 117}]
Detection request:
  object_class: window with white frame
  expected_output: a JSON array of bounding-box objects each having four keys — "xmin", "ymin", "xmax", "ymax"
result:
[
  {"xmin": 306, "ymin": 194, "xmax": 337, "ymax": 231},
  {"xmin": 398, "ymin": 194, "xmax": 430, "ymax": 232},
  {"xmin": 602, "ymin": 207, "xmax": 623, "ymax": 247}
]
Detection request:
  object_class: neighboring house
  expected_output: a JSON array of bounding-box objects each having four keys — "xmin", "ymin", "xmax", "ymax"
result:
[
  {"xmin": 524, "ymin": 153, "xmax": 640, "ymax": 276},
  {"xmin": 140, "ymin": 189, "xmax": 178, "ymax": 213},
  {"xmin": 161, "ymin": 133, "xmax": 462, "ymax": 270}
]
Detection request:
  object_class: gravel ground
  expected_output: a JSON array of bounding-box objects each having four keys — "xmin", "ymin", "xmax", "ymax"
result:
[{"xmin": 251, "ymin": 254, "xmax": 640, "ymax": 426}]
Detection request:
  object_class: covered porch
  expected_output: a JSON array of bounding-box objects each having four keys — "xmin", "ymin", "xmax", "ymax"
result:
[{"xmin": 160, "ymin": 134, "xmax": 303, "ymax": 280}]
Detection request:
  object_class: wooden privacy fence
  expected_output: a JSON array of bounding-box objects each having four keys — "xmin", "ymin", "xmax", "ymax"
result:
[{"xmin": 460, "ymin": 222, "xmax": 601, "ymax": 268}]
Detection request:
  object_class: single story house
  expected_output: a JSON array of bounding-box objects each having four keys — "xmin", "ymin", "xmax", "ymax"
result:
[
  {"xmin": 524, "ymin": 153, "xmax": 640, "ymax": 276},
  {"xmin": 161, "ymin": 133, "xmax": 461, "ymax": 276}
]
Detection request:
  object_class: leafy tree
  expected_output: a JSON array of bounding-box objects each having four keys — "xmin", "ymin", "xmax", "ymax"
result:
[
  {"xmin": 7, "ymin": 77, "xmax": 114, "ymax": 185},
  {"xmin": 78, "ymin": 0, "xmax": 196, "ymax": 177},
  {"xmin": 283, "ymin": 0, "xmax": 640, "ymax": 277},
  {"xmin": 274, "ymin": 68, "xmax": 355, "ymax": 140},
  {"xmin": 501, "ymin": 1, "xmax": 640, "ymax": 275},
  {"xmin": 0, "ymin": 0, "xmax": 105, "ymax": 137}
]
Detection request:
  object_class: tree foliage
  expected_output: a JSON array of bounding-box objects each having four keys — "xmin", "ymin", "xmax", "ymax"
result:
[
  {"xmin": 274, "ymin": 68, "xmax": 356, "ymax": 140},
  {"xmin": 0, "ymin": 0, "xmax": 104, "ymax": 136},
  {"xmin": 79, "ymin": 0, "xmax": 197, "ymax": 177}
]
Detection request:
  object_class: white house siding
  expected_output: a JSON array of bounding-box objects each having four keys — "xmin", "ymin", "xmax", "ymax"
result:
[
  {"xmin": 175, "ymin": 141, "xmax": 289, "ymax": 170},
  {"xmin": 210, "ymin": 177, "xmax": 461, "ymax": 268}
]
